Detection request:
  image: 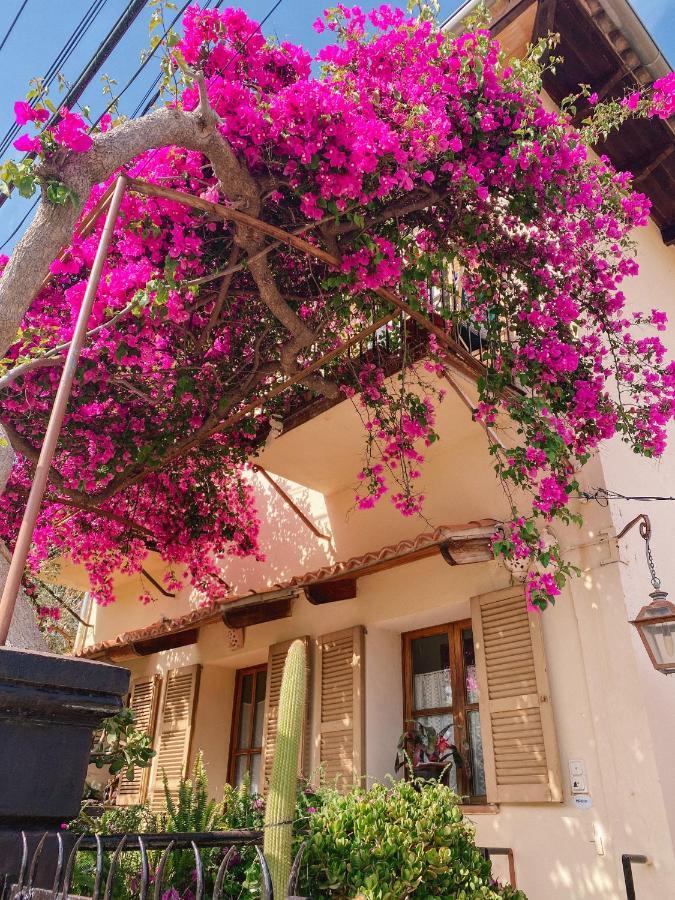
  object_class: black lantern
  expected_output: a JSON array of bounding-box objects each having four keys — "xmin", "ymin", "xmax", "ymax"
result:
[{"xmin": 619, "ymin": 514, "xmax": 675, "ymax": 675}]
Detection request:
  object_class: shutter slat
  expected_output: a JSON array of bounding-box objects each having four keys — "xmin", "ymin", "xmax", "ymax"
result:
[
  {"xmin": 116, "ymin": 674, "xmax": 161, "ymax": 806},
  {"xmin": 312, "ymin": 626, "xmax": 364, "ymax": 792},
  {"xmin": 261, "ymin": 637, "xmax": 310, "ymax": 795},
  {"xmin": 149, "ymin": 664, "xmax": 200, "ymax": 811},
  {"xmin": 472, "ymin": 587, "xmax": 562, "ymax": 804}
]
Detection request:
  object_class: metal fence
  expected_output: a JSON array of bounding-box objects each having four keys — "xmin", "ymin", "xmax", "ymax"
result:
[{"xmin": 1, "ymin": 830, "xmax": 517, "ymax": 900}]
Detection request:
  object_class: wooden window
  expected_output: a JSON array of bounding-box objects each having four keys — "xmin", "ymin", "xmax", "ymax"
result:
[
  {"xmin": 149, "ymin": 664, "xmax": 200, "ymax": 810},
  {"xmin": 471, "ymin": 586, "xmax": 562, "ymax": 803},
  {"xmin": 228, "ymin": 664, "xmax": 268, "ymax": 794},
  {"xmin": 116, "ymin": 673, "xmax": 161, "ymax": 806},
  {"xmin": 312, "ymin": 626, "xmax": 365, "ymax": 790},
  {"xmin": 261, "ymin": 637, "xmax": 311, "ymax": 794},
  {"xmin": 402, "ymin": 620, "xmax": 486, "ymax": 803}
]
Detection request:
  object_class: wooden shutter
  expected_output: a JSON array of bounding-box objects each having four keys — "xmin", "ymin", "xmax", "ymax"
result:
[
  {"xmin": 471, "ymin": 587, "xmax": 562, "ymax": 803},
  {"xmin": 149, "ymin": 664, "xmax": 200, "ymax": 810},
  {"xmin": 116, "ymin": 674, "xmax": 161, "ymax": 806},
  {"xmin": 261, "ymin": 637, "xmax": 310, "ymax": 794},
  {"xmin": 312, "ymin": 626, "xmax": 364, "ymax": 790}
]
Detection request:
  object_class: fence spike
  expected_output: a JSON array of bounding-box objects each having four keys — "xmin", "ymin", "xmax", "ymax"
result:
[
  {"xmin": 286, "ymin": 842, "xmax": 306, "ymax": 896},
  {"xmin": 191, "ymin": 840, "xmax": 204, "ymax": 900},
  {"xmin": 256, "ymin": 846, "xmax": 274, "ymax": 900},
  {"xmin": 15, "ymin": 832, "xmax": 29, "ymax": 893},
  {"xmin": 61, "ymin": 833, "xmax": 85, "ymax": 900},
  {"xmin": 91, "ymin": 834, "xmax": 104, "ymax": 900},
  {"xmin": 27, "ymin": 831, "xmax": 48, "ymax": 894},
  {"xmin": 103, "ymin": 835, "xmax": 127, "ymax": 900},
  {"xmin": 138, "ymin": 836, "xmax": 149, "ymax": 900},
  {"xmin": 212, "ymin": 846, "xmax": 237, "ymax": 900},
  {"xmin": 51, "ymin": 832, "xmax": 65, "ymax": 899},
  {"xmin": 152, "ymin": 839, "xmax": 175, "ymax": 900}
]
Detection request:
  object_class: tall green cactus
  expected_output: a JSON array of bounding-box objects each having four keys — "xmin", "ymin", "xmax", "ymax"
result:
[{"xmin": 263, "ymin": 638, "xmax": 306, "ymax": 898}]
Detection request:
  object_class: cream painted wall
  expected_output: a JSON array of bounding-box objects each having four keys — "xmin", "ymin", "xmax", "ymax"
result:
[
  {"xmin": 120, "ymin": 529, "xmax": 675, "ymax": 898},
  {"xmin": 80, "ymin": 169, "xmax": 675, "ymax": 900},
  {"xmin": 595, "ymin": 216, "xmax": 675, "ymax": 855}
]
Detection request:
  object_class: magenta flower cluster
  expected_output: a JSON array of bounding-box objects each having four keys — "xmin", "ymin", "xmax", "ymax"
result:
[{"xmin": 1, "ymin": 4, "xmax": 674, "ymax": 615}]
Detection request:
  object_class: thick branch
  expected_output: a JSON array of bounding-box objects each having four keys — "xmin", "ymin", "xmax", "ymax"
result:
[{"xmin": 0, "ymin": 103, "xmax": 259, "ymax": 358}]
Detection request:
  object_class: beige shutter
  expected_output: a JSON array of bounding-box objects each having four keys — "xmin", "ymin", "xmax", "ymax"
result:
[
  {"xmin": 149, "ymin": 664, "xmax": 200, "ymax": 810},
  {"xmin": 116, "ymin": 673, "xmax": 161, "ymax": 806},
  {"xmin": 471, "ymin": 586, "xmax": 562, "ymax": 803},
  {"xmin": 261, "ymin": 637, "xmax": 310, "ymax": 794},
  {"xmin": 312, "ymin": 626, "xmax": 364, "ymax": 790}
]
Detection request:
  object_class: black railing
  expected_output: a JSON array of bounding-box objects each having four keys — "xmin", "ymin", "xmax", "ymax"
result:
[
  {"xmin": 622, "ymin": 853, "xmax": 649, "ymax": 900},
  {"xmin": 1, "ymin": 829, "xmax": 516, "ymax": 899}
]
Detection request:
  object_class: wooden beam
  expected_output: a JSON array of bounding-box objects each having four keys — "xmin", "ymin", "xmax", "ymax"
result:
[
  {"xmin": 632, "ymin": 145, "xmax": 675, "ymax": 182},
  {"xmin": 221, "ymin": 594, "xmax": 293, "ymax": 628},
  {"xmin": 133, "ymin": 627, "xmax": 199, "ymax": 656},
  {"xmin": 439, "ymin": 536, "xmax": 494, "ymax": 566},
  {"xmin": 305, "ymin": 578, "xmax": 357, "ymax": 605},
  {"xmin": 661, "ymin": 221, "xmax": 675, "ymax": 247}
]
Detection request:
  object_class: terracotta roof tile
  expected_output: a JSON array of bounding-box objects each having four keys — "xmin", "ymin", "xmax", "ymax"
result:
[{"xmin": 75, "ymin": 519, "xmax": 499, "ymax": 659}]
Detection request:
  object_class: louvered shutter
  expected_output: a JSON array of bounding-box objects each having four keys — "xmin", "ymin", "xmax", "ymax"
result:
[
  {"xmin": 471, "ymin": 587, "xmax": 562, "ymax": 803},
  {"xmin": 312, "ymin": 626, "xmax": 364, "ymax": 790},
  {"xmin": 117, "ymin": 674, "xmax": 161, "ymax": 806},
  {"xmin": 261, "ymin": 637, "xmax": 310, "ymax": 794},
  {"xmin": 149, "ymin": 664, "xmax": 200, "ymax": 810}
]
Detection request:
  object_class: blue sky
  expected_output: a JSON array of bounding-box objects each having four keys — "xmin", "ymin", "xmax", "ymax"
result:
[{"xmin": 0, "ymin": 0, "xmax": 671, "ymax": 252}]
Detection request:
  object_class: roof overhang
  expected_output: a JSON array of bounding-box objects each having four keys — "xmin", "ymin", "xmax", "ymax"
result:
[{"xmin": 75, "ymin": 519, "xmax": 500, "ymax": 661}]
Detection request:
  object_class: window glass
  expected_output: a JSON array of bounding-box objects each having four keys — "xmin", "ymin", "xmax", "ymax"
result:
[
  {"xmin": 462, "ymin": 627, "xmax": 480, "ymax": 704},
  {"xmin": 411, "ymin": 632, "xmax": 452, "ymax": 710},
  {"xmin": 404, "ymin": 623, "xmax": 486, "ymax": 803},
  {"xmin": 230, "ymin": 666, "xmax": 267, "ymax": 791}
]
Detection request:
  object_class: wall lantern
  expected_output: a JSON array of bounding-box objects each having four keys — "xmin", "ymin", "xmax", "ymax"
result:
[{"xmin": 618, "ymin": 513, "xmax": 675, "ymax": 675}]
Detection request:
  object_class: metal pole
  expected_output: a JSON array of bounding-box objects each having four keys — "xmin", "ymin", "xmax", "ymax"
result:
[{"xmin": 0, "ymin": 175, "xmax": 127, "ymax": 645}]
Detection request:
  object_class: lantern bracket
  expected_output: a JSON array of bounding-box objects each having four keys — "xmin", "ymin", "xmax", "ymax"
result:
[{"xmin": 616, "ymin": 513, "xmax": 661, "ymax": 590}]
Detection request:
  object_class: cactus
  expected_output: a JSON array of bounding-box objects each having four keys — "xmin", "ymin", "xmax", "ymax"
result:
[{"xmin": 263, "ymin": 639, "xmax": 307, "ymax": 898}]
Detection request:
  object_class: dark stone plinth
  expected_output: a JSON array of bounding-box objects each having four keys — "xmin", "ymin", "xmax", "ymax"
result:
[{"xmin": 0, "ymin": 648, "xmax": 129, "ymax": 832}]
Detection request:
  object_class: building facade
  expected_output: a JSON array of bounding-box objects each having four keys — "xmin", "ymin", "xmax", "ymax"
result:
[{"xmin": 68, "ymin": 1, "xmax": 675, "ymax": 897}]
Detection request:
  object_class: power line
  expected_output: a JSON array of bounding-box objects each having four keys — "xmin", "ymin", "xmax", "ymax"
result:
[
  {"xmin": 0, "ymin": 0, "xmax": 30, "ymax": 55},
  {"xmin": 0, "ymin": 0, "xmax": 285, "ymax": 251},
  {"xmin": 0, "ymin": 0, "xmax": 109, "ymax": 158}
]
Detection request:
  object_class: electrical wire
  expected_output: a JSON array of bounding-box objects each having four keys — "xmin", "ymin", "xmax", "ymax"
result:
[
  {"xmin": 0, "ymin": 0, "xmax": 285, "ymax": 251},
  {"xmin": 0, "ymin": 0, "xmax": 109, "ymax": 157},
  {"xmin": 0, "ymin": 0, "xmax": 30, "ymax": 55},
  {"xmin": 579, "ymin": 487, "xmax": 675, "ymax": 504}
]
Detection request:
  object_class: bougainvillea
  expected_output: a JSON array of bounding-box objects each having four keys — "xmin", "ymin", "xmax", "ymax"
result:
[{"xmin": 1, "ymin": 4, "xmax": 674, "ymax": 613}]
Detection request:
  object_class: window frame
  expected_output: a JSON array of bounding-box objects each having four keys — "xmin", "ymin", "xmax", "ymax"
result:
[
  {"xmin": 227, "ymin": 663, "xmax": 267, "ymax": 789},
  {"xmin": 401, "ymin": 619, "xmax": 485, "ymax": 804}
]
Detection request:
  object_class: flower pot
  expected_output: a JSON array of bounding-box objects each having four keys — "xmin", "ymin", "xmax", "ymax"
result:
[
  {"xmin": 412, "ymin": 762, "xmax": 451, "ymax": 783},
  {"xmin": 0, "ymin": 647, "xmax": 129, "ymax": 830}
]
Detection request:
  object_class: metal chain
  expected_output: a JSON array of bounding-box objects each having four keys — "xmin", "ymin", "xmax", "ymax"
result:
[{"xmin": 644, "ymin": 535, "xmax": 661, "ymax": 590}]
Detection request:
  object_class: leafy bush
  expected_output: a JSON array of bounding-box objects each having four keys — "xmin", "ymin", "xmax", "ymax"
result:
[
  {"xmin": 296, "ymin": 780, "xmax": 527, "ymax": 900},
  {"xmin": 69, "ymin": 754, "xmax": 264, "ymax": 900}
]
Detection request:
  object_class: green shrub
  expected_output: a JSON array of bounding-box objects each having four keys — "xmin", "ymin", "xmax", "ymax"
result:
[
  {"xmin": 296, "ymin": 780, "xmax": 528, "ymax": 900},
  {"xmin": 69, "ymin": 754, "xmax": 264, "ymax": 900}
]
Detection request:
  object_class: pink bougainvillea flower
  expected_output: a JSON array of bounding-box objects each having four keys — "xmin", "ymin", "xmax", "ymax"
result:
[
  {"xmin": 13, "ymin": 133, "xmax": 41, "ymax": 153},
  {"xmin": 52, "ymin": 109, "xmax": 93, "ymax": 152},
  {"xmin": 13, "ymin": 100, "xmax": 49, "ymax": 125}
]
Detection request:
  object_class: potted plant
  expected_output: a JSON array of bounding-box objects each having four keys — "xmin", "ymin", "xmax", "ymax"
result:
[{"xmin": 395, "ymin": 721, "xmax": 462, "ymax": 783}]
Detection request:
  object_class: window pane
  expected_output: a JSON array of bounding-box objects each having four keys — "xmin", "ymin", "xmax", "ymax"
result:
[
  {"xmin": 237, "ymin": 674, "xmax": 253, "ymax": 749},
  {"xmin": 414, "ymin": 712, "xmax": 458, "ymax": 792},
  {"xmin": 233, "ymin": 754, "xmax": 248, "ymax": 788},
  {"xmin": 411, "ymin": 632, "xmax": 452, "ymax": 710},
  {"xmin": 252, "ymin": 672, "xmax": 267, "ymax": 748},
  {"xmin": 250, "ymin": 752, "xmax": 262, "ymax": 795},
  {"xmin": 467, "ymin": 710, "xmax": 486, "ymax": 797},
  {"xmin": 462, "ymin": 627, "xmax": 480, "ymax": 704}
]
